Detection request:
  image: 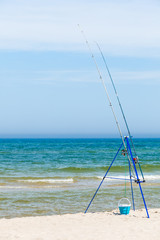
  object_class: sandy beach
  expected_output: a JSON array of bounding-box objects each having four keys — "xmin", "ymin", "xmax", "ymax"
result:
[{"xmin": 0, "ymin": 208, "xmax": 159, "ymax": 240}]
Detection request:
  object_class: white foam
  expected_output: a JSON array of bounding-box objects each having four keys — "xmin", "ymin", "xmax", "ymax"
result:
[
  {"xmin": 97, "ymin": 175, "xmax": 130, "ymax": 181},
  {"xmin": 0, "ymin": 186, "xmax": 29, "ymax": 189},
  {"xmin": 144, "ymin": 175, "xmax": 160, "ymax": 180},
  {"xmin": 97, "ymin": 175, "xmax": 160, "ymax": 181},
  {"xmin": 18, "ymin": 178, "xmax": 74, "ymax": 183},
  {"xmin": 0, "ymin": 185, "xmax": 62, "ymax": 189}
]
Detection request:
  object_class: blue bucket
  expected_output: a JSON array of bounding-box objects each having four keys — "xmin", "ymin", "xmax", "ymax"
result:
[{"xmin": 118, "ymin": 198, "xmax": 131, "ymax": 215}]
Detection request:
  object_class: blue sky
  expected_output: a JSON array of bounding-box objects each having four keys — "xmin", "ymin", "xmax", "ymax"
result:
[{"xmin": 0, "ymin": 0, "xmax": 160, "ymax": 138}]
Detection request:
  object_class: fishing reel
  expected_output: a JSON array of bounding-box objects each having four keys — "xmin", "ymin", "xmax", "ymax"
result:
[
  {"xmin": 133, "ymin": 157, "xmax": 138, "ymax": 164},
  {"xmin": 121, "ymin": 149, "xmax": 127, "ymax": 156}
]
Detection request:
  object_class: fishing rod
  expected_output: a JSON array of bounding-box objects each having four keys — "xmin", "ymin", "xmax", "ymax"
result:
[
  {"xmin": 96, "ymin": 43, "xmax": 145, "ymax": 181},
  {"xmin": 77, "ymin": 24, "xmax": 135, "ymax": 178}
]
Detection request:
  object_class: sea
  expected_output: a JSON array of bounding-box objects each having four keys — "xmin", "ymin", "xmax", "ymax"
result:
[{"xmin": 0, "ymin": 138, "xmax": 159, "ymax": 218}]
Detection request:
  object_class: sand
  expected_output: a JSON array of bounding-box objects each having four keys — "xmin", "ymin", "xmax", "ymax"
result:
[{"xmin": 0, "ymin": 208, "xmax": 159, "ymax": 240}]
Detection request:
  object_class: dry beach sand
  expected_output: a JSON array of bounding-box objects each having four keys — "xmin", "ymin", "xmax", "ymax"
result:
[{"xmin": 0, "ymin": 208, "xmax": 159, "ymax": 240}]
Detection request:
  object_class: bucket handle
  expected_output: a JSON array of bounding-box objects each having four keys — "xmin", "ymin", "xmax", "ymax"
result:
[{"xmin": 118, "ymin": 198, "xmax": 131, "ymax": 207}]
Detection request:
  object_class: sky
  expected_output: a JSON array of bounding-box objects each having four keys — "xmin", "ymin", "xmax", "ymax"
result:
[{"xmin": 0, "ymin": 0, "xmax": 160, "ymax": 138}]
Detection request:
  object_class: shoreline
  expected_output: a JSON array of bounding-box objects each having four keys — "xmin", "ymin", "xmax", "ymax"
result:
[{"xmin": 0, "ymin": 208, "xmax": 159, "ymax": 240}]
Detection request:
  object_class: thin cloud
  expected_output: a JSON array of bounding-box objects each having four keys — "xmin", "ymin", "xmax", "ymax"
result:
[
  {"xmin": 0, "ymin": 0, "xmax": 160, "ymax": 56},
  {"xmin": 1, "ymin": 69, "xmax": 159, "ymax": 86},
  {"xmin": 112, "ymin": 71, "xmax": 160, "ymax": 83}
]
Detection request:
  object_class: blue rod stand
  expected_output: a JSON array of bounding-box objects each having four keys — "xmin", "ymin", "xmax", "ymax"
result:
[
  {"xmin": 84, "ymin": 142, "xmax": 123, "ymax": 213},
  {"xmin": 125, "ymin": 137, "xmax": 149, "ymax": 218},
  {"xmin": 84, "ymin": 138, "xmax": 149, "ymax": 218},
  {"xmin": 128, "ymin": 160, "xmax": 135, "ymax": 211},
  {"xmin": 127, "ymin": 142, "xmax": 135, "ymax": 211}
]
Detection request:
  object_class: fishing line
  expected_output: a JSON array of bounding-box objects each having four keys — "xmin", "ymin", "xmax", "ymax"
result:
[
  {"xmin": 78, "ymin": 24, "xmax": 135, "ymax": 178},
  {"xmin": 96, "ymin": 42, "xmax": 144, "ymax": 181}
]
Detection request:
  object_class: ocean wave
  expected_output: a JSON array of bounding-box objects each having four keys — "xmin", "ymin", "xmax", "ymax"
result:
[
  {"xmin": 1, "ymin": 174, "xmax": 160, "ymax": 187},
  {"xmin": 57, "ymin": 166, "xmax": 122, "ymax": 172},
  {"xmin": 56, "ymin": 164, "xmax": 160, "ymax": 173}
]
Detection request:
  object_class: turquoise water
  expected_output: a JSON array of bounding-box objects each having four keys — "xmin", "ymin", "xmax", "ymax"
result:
[{"xmin": 0, "ymin": 138, "xmax": 159, "ymax": 218}]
